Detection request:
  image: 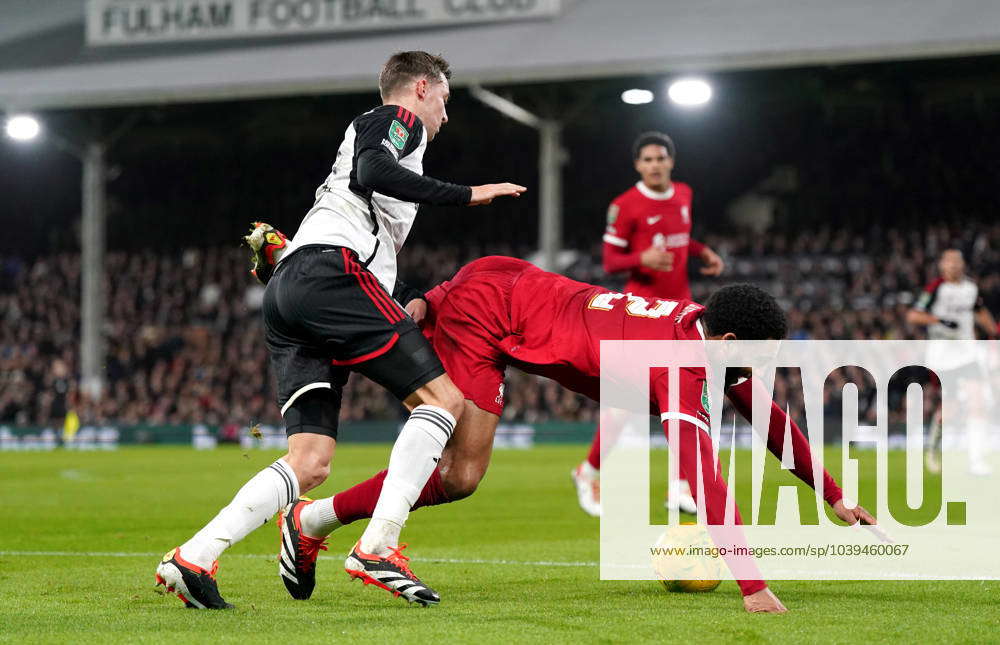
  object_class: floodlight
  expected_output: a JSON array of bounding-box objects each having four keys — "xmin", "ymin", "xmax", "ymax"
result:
[
  {"xmin": 667, "ymin": 79, "xmax": 712, "ymax": 107},
  {"xmin": 621, "ymin": 89, "xmax": 654, "ymax": 105},
  {"xmin": 5, "ymin": 114, "xmax": 41, "ymax": 141}
]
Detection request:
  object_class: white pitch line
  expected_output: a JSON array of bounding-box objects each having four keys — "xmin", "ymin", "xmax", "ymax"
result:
[
  {"xmin": 0, "ymin": 550, "xmax": 599, "ymax": 568},
  {"xmin": 3, "ymin": 552, "xmax": 986, "ymax": 580}
]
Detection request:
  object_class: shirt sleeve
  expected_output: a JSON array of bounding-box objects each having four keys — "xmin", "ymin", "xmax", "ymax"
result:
[
  {"xmin": 914, "ymin": 278, "xmax": 943, "ymax": 313},
  {"xmin": 352, "ymin": 107, "xmax": 471, "ymax": 206},
  {"xmin": 726, "ymin": 376, "xmax": 843, "ymax": 506},
  {"xmin": 689, "ymin": 238, "xmax": 705, "ymax": 256},
  {"xmin": 356, "ymin": 150, "xmax": 471, "ymax": 206},
  {"xmin": 602, "ymin": 200, "xmax": 641, "ymax": 273},
  {"xmin": 653, "ymin": 369, "xmax": 768, "ymax": 597},
  {"xmin": 652, "ymin": 368, "xmax": 711, "ymax": 431}
]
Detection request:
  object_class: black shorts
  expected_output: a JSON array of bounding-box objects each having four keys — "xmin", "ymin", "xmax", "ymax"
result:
[{"xmin": 263, "ymin": 245, "xmax": 445, "ymax": 436}]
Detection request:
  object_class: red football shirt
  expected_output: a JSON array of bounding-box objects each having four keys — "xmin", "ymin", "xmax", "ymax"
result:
[
  {"xmin": 602, "ymin": 181, "xmax": 703, "ymax": 300},
  {"xmin": 422, "ymin": 256, "xmax": 707, "ymax": 421},
  {"xmin": 421, "ymin": 257, "xmax": 843, "ymax": 551}
]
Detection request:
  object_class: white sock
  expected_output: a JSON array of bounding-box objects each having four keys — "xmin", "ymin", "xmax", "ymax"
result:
[
  {"xmin": 180, "ymin": 458, "xmax": 299, "ymax": 569},
  {"xmin": 360, "ymin": 405, "xmax": 455, "ymax": 555},
  {"xmin": 967, "ymin": 420, "xmax": 989, "ymax": 469},
  {"xmin": 300, "ymin": 498, "xmax": 341, "ymax": 538}
]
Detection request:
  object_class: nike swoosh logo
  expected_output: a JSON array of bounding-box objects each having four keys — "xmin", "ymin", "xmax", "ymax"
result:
[{"xmin": 647, "ymin": 216, "xmax": 662, "ymax": 225}]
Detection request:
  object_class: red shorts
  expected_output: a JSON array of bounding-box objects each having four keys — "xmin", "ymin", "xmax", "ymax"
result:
[{"xmin": 422, "ymin": 257, "xmax": 531, "ymax": 416}]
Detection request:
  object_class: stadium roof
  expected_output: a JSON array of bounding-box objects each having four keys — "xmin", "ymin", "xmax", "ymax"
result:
[{"xmin": 2, "ymin": 0, "xmax": 1000, "ymax": 109}]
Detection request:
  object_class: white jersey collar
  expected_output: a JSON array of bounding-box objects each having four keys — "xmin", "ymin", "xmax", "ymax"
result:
[{"xmin": 636, "ymin": 181, "xmax": 675, "ymax": 201}]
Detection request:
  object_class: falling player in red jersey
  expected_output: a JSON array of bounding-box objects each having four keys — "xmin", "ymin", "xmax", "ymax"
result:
[
  {"xmin": 280, "ymin": 256, "xmax": 874, "ymax": 614},
  {"xmin": 578, "ymin": 132, "xmax": 727, "ymax": 516}
]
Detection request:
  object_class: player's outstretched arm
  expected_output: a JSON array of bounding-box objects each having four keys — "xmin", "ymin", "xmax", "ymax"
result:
[
  {"xmin": 727, "ymin": 379, "xmax": 878, "ymax": 531},
  {"xmin": 357, "ymin": 149, "xmax": 473, "ymax": 206},
  {"xmin": 727, "ymin": 378, "xmax": 842, "ymax": 507},
  {"xmin": 468, "ymin": 183, "xmax": 527, "ymax": 206},
  {"xmin": 906, "ymin": 308, "xmax": 946, "ymax": 328}
]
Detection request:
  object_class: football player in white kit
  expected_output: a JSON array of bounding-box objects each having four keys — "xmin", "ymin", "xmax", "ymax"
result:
[
  {"xmin": 907, "ymin": 248, "xmax": 998, "ymax": 475},
  {"xmin": 155, "ymin": 51, "xmax": 525, "ymax": 609}
]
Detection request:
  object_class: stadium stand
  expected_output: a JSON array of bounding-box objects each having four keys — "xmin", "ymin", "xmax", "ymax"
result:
[{"xmin": 3, "ymin": 222, "xmax": 998, "ymax": 429}]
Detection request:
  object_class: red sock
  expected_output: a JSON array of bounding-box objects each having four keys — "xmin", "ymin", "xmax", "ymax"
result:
[
  {"xmin": 586, "ymin": 427, "xmax": 601, "ymax": 470},
  {"xmin": 332, "ymin": 466, "xmax": 450, "ymax": 526}
]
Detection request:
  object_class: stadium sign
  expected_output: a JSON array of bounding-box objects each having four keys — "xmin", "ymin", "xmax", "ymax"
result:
[{"xmin": 87, "ymin": 0, "xmax": 562, "ymax": 46}]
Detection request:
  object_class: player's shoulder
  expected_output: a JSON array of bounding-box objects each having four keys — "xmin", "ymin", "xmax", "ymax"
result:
[
  {"xmin": 356, "ymin": 104, "xmax": 424, "ymax": 133},
  {"xmin": 355, "ymin": 104, "xmax": 425, "ymax": 156},
  {"xmin": 672, "ymin": 181, "xmax": 693, "ymax": 199},
  {"xmin": 611, "ymin": 184, "xmax": 644, "ymax": 206},
  {"xmin": 675, "ymin": 301, "xmax": 707, "ymax": 338},
  {"xmin": 923, "ymin": 277, "xmax": 944, "ymax": 293}
]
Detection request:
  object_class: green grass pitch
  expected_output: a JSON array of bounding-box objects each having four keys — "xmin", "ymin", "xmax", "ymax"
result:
[{"xmin": 1, "ymin": 445, "xmax": 997, "ymax": 643}]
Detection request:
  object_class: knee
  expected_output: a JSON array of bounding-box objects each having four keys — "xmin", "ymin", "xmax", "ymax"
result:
[
  {"xmin": 287, "ymin": 455, "xmax": 330, "ymax": 493},
  {"xmin": 441, "ymin": 464, "xmax": 484, "ymax": 501}
]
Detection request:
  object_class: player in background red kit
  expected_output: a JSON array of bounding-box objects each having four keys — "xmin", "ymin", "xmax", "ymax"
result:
[
  {"xmin": 575, "ymin": 132, "xmax": 726, "ymax": 516},
  {"xmin": 280, "ymin": 256, "xmax": 874, "ymax": 614}
]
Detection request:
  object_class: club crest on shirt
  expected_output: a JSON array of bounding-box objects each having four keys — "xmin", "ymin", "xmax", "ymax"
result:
[
  {"xmin": 388, "ymin": 120, "xmax": 409, "ymax": 150},
  {"xmin": 607, "ymin": 203, "xmax": 619, "ymax": 224},
  {"xmin": 681, "ymin": 205, "xmax": 690, "ymax": 224},
  {"xmin": 700, "ymin": 381, "xmax": 711, "ymax": 419}
]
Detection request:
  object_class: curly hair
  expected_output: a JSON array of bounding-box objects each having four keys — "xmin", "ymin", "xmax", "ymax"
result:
[{"xmin": 702, "ymin": 283, "xmax": 787, "ymax": 340}]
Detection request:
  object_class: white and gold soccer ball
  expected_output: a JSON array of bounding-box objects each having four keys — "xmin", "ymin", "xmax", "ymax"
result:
[{"xmin": 651, "ymin": 522, "xmax": 723, "ymax": 593}]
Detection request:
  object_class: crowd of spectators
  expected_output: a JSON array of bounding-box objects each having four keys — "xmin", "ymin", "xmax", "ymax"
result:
[{"xmin": 2, "ymin": 222, "xmax": 999, "ymax": 430}]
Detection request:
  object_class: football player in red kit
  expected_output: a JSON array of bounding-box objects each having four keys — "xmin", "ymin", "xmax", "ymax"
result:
[
  {"xmin": 278, "ymin": 256, "xmax": 873, "ymax": 614},
  {"xmin": 602, "ymin": 131, "xmax": 724, "ymax": 299},
  {"xmin": 584, "ymin": 132, "xmax": 726, "ymax": 515}
]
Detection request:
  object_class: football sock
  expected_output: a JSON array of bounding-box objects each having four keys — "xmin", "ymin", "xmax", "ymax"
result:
[
  {"xmin": 325, "ymin": 467, "xmax": 449, "ymax": 529},
  {"xmin": 180, "ymin": 458, "xmax": 299, "ymax": 570},
  {"xmin": 586, "ymin": 428, "xmax": 602, "ymax": 470},
  {"xmin": 300, "ymin": 498, "xmax": 341, "ymax": 539},
  {"xmin": 967, "ymin": 419, "xmax": 989, "ymax": 470},
  {"xmin": 360, "ymin": 405, "xmax": 455, "ymax": 555}
]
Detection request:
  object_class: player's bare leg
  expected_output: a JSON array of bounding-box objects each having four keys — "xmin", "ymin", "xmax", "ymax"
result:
[
  {"xmin": 345, "ymin": 373, "xmax": 464, "ymax": 605},
  {"xmin": 275, "ymin": 433, "xmax": 336, "ymax": 600},
  {"xmin": 285, "ymin": 401, "xmax": 496, "ymax": 601},
  {"xmin": 156, "ymin": 428, "xmax": 328, "ymax": 609},
  {"xmin": 437, "ymin": 402, "xmax": 499, "ymax": 500}
]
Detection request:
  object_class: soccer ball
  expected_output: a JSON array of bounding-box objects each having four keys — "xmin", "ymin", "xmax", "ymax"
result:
[{"xmin": 651, "ymin": 523, "xmax": 723, "ymax": 593}]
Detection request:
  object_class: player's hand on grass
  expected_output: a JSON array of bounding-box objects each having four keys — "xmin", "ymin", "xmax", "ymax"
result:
[
  {"xmin": 743, "ymin": 588, "xmax": 788, "ymax": 614},
  {"xmin": 699, "ymin": 247, "xmax": 725, "ymax": 276},
  {"xmin": 640, "ymin": 247, "xmax": 674, "ymax": 272},
  {"xmin": 831, "ymin": 499, "xmax": 876, "ymax": 526},
  {"xmin": 406, "ymin": 298, "xmax": 428, "ymax": 323},
  {"xmin": 469, "ymin": 183, "xmax": 527, "ymax": 205}
]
